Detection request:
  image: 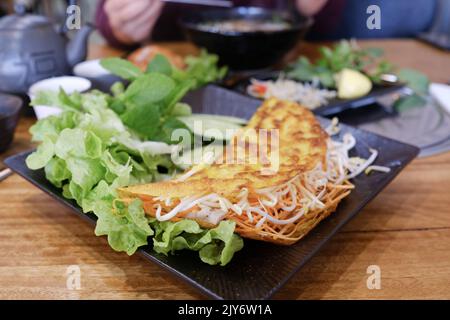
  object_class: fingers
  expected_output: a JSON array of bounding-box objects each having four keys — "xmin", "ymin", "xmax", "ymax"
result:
[
  {"xmin": 117, "ymin": 0, "xmax": 154, "ymax": 24},
  {"xmin": 120, "ymin": 3, "xmax": 163, "ymax": 42},
  {"xmin": 105, "ymin": 0, "xmax": 164, "ymax": 44},
  {"xmin": 104, "ymin": 0, "xmax": 129, "ymax": 14}
]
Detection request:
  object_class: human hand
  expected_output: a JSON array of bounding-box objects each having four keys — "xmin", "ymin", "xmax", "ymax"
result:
[
  {"xmin": 104, "ymin": 0, "xmax": 164, "ymax": 45},
  {"xmin": 295, "ymin": 0, "xmax": 328, "ymax": 16}
]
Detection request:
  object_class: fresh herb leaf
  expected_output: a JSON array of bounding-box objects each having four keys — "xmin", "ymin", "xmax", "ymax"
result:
[
  {"xmin": 124, "ymin": 73, "xmax": 176, "ymax": 105},
  {"xmin": 120, "ymin": 102, "xmax": 161, "ymax": 139},
  {"xmin": 111, "ymin": 81, "xmax": 125, "ymax": 97},
  {"xmin": 152, "ymin": 117, "xmax": 192, "ymax": 145},
  {"xmin": 164, "ymin": 79, "xmax": 196, "ymax": 114},
  {"xmin": 397, "ymin": 68, "xmax": 429, "ymax": 95},
  {"xmin": 146, "ymin": 54, "xmax": 173, "ymax": 76},
  {"xmin": 175, "ymin": 49, "xmax": 227, "ymax": 89},
  {"xmin": 393, "ymin": 94, "xmax": 427, "ymax": 113},
  {"xmin": 286, "ymin": 40, "xmax": 390, "ymax": 88},
  {"xmin": 101, "ymin": 57, "xmax": 143, "ymax": 80}
]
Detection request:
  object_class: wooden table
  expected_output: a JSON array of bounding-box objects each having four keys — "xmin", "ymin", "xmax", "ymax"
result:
[{"xmin": 1, "ymin": 40, "xmax": 450, "ymax": 300}]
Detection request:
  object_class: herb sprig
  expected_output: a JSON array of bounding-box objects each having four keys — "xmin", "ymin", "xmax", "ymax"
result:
[
  {"xmin": 285, "ymin": 40, "xmax": 430, "ymax": 112},
  {"xmin": 100, "ymin": 50, "xmax": 227, "ymax": 143}
]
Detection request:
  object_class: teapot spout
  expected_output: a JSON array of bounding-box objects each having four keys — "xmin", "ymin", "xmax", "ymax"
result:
[{"xmin": 66, "ymin": 23, "xmax": 94, "ymax": 69}]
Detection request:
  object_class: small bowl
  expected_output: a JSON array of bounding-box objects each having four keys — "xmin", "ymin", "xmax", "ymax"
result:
[
  {"xmin": 0, "ymin": 93, "xmax": 22, "ymax": 153},
  {"xmin": 28, "ymin": 76, "xmax": 91, "ymax": 120},
  {"xmin": 73, "ymin": 59, "xmax": 124, "ymax": 93},
  {"xmin": 180, "ymin": 7, "xmax": 313, "ymax": 70}
]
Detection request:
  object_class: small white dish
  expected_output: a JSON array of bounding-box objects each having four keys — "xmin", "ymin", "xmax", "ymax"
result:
[
  {"xmin": 28, "ymin": 76, "xmax": 91, "ymax": 119},
  {"xmin": 73, "ymin": 59, "xmax": 111, "ymax": 78},
  {"xmin": 73, "ymin": 59, "xmax": 123, "ymax": 93}
]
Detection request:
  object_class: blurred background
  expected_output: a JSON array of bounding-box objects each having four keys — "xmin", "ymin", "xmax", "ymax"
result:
[{"xmin": 0, "ymin": 0, "xmax": 449, "ymax": 158}]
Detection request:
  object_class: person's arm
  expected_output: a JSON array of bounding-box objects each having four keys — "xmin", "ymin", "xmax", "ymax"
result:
[
  {"xmin": 295, "ymin": 0, "xmax": 328, "ymax": 16},
  {"xmin": 96, "ymin": 0, "xmax": 164, "ymax": 47}
]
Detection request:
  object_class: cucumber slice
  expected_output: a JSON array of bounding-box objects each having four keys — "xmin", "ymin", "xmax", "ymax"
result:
[{"xmin": 179, "ymin": 114, "xmax": 247, "ymax": 125}]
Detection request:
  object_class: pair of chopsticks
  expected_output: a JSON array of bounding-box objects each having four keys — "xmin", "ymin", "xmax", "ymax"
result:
[
  {"xmin": 0, "ymin": 167, "xmax": 13, "ymax": 183},
  {"xmin": 163, "ymin": 0, "xmax": 232, "ymax": 7}
]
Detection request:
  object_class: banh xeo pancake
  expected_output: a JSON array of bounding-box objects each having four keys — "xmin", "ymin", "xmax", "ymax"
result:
[
  {"xmin": 119, "ymin": 99, "xmax": 327, "ymax": 198},
  {"xmin": 118, "ymin": 98, "xmax": 355, "ymax": 245}
]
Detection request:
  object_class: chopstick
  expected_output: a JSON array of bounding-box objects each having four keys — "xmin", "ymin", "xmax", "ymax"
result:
[
  {"xmin": 0, "ymin": 167, "xmax": 13, "ymax": 183},
  {"xmin": 163, "ymin": 0, "xmax": 232, "ymax": 7}
]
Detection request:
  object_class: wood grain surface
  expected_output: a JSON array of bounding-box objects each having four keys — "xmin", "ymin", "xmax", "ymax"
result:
[{"xmin": 1, "ymin": 40, "xmax": 449, "ymax": 300}]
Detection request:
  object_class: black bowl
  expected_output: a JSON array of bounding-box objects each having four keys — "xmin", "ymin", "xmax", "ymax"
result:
[
  {"xmin": 0, "ymin": 93, "xmax": 22, "ymax": 153},
  {"xmin": 180, "ymin": 7, "xmax": 312, "ymax": 70}
]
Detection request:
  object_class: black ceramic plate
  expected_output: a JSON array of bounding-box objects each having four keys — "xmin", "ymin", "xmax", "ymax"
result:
[
  {"xmin": 231, "ymin": 71, "xmax": 405, "ymax": 116},
  {"xmin": 4, "ymin": 85, "xmax": 419, "ymax": 300}
]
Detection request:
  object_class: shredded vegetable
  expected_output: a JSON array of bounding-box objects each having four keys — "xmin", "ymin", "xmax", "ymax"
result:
[{"xmin": 247, "ymin": 76, "xmax": 337, "ymax": 110}]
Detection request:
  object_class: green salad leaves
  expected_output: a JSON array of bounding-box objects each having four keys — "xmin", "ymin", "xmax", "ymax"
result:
[
  {"xmin": 286, "ymin": 40, "xmax": 394, "ymax": 88},
  {"xmin": 286, "ymin": 40, "xmax": 430, "ymax": 112},
  {"xmin": 26, "ymin": 50, "xmax": 242, "ymax": 265}
]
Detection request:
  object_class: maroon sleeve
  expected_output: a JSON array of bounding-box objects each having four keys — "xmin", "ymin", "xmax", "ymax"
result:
[
  {"xmin": 307, "ymin": 0, "xmax": 347, "ymax": 40},
  {"xmin": 95, "ymin": 0, "xmax": 137, "ymax": 50}
]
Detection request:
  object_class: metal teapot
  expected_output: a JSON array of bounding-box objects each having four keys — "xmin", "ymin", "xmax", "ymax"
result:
[{"xmin": 0, "ymin": 12, "xmax": 93, "ymax": 95}]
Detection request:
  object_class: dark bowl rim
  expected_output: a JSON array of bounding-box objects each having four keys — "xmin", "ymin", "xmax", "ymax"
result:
[
  {"xmin": 0, "ymin": 94, "xmax": 22, "ymax": 121},
  {"xmin": 180, "ymin": 6, "xmax": 314, "ymax": 37}
]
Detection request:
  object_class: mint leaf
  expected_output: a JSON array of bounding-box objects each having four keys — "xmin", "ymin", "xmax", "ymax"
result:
[
  {"xmin": 398, "ymin": 68, "xmax": 429, "ymax": 95},
  {"xmin": 124, "ymin": 73, "xmax": 176, "ymax": 105},
  {"xmin": 120, "ymin": 102, "xmax": 161, "ymax": 139},
  {"xmin": 146, "ymin": 54, "xmax": 172, "ymax": 76},
  {"xmin": 394, "ymin": 94, "xmax": 426, "ymax": 113},
  {"xmin": 152, "ymin": 117, "xmax": 192, "ymax": 145},
  {"xmin": 100, "ymin": 58, "xmax": 143, "ymax": 80},
  {"xmin": 164, "ymin": 79, "xmax": 195, "ymax": 114}
]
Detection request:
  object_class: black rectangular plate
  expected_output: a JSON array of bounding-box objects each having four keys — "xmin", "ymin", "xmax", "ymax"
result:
[
  {"xmin": 4, "ymin": 85, "xmax": 419, "ymax": 300},
  {"xmin": 229, "ymin": 71, "xmax": 405, "ymax": 116}
]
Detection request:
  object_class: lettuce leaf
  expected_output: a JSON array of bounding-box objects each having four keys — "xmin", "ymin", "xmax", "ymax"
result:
[
  {"xmin": 151, "ymin": 219, "xmax": 243, "ymax": 266},
  {"xmin": 25, "ymin": 136, "xmax": 55, "ymax": 170},
  {"xmin": 95, "ymin": 198, "xmax": 153, "ymax": 255}
]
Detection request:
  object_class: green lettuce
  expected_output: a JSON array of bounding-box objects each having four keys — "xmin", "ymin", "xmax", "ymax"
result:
[
  {"xmin": 95, "ymin": 198, "xmax": 153, "ymax": 255},
  {"xmin": 27, "ymin": 91, "xmax": 176, "ymax": 254},
  {"xmin": 150, "ymin": 219, "xmax": 243, "ymax": 266},
  {"xmin": 26, "ymin": 85, "xmax": 243, "ymax": 265}
]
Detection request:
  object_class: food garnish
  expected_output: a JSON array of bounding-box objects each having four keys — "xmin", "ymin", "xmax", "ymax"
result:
[
  {"xmin": 335, "ymin": 68, "xmax": 373, "ymax": 99},
  {"xmin": 247, "ymin": 76, "xmax": 336, "ymax": 109}
]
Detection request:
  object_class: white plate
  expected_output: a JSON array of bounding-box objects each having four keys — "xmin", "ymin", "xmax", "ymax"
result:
[{"xmin": 28, "ymin": 76, "xmax": 91, "ymax": 119}]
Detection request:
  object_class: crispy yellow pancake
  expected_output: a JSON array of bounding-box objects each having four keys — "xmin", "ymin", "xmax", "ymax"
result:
[{"xmin": 118, "ymin": 98, "xmax": 328, "ymax": 200}]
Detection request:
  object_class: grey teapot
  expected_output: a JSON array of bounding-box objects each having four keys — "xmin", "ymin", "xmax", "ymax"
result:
[{"xmin": 0, "ymin": 13, "xmax": 93, "ymax": 95}]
